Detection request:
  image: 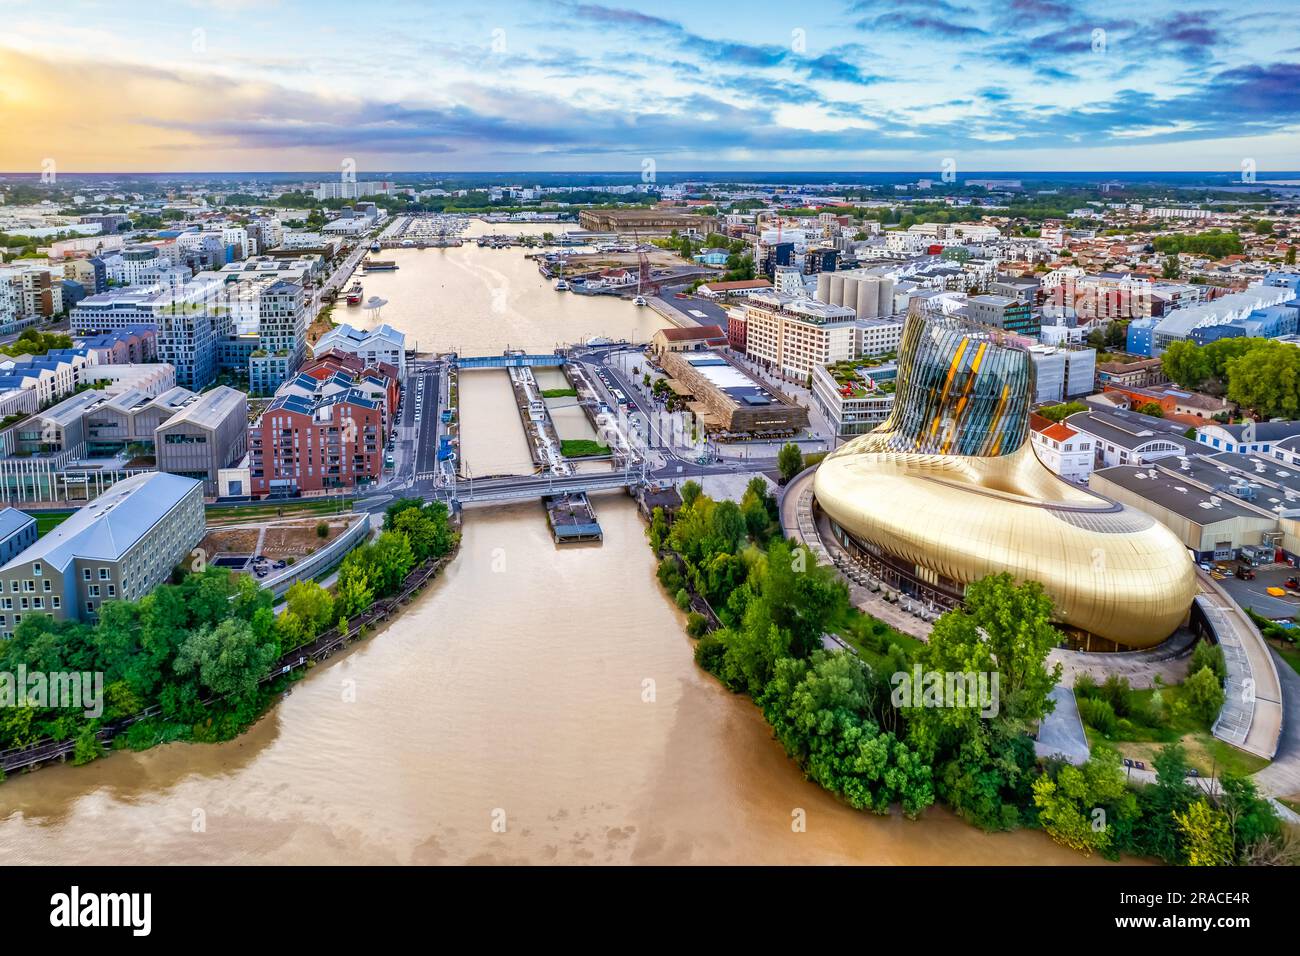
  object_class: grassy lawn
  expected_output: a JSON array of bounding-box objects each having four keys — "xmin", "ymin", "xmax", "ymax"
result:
[
  {"xmin": 1079, "ymin": 683, "xmax": 1270, "ymax": 778},
  {"xmin": 205, "ymin": 499, "xmax": 354, "ymax": 526},
  {"xmin": 836, "ymin": 606, "xmax": 925, "ymax": 672},
  {"xmin": 1264, "ymin": 634, "xmax": 1300, "ymax": 676},
  {"xmin": 560, "ymin": 439, "xmax": 610, "ymax": 458},
  {"xmin": 32, "ymin": 511, "xmax": 73, "ymax": 536},
  {"xmin": 541, "ymin": 387, "xmax": 577, "ymax": 398}
]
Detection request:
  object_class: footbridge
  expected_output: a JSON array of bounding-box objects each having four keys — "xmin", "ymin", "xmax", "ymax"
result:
[{"xmin": 452, "ymin": 352, "xmax": 566, "ymax": 369}]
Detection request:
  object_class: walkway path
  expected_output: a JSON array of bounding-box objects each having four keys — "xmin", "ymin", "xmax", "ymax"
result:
[
  {"xmin": 1197, "ymin": 573, "xmax": 1283, "ymax": 760},
  {"xmin": 1035, "ymin": 685, "xmax": 1090, "ymax": 766},
  {"xmin": 779, "ymin": 466, "xmax": 934, "ymax": 641}
]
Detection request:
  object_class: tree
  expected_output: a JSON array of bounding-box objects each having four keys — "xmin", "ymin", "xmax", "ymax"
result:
[
  {"xmin": 906, "ymin": 574, "xmax": 1062, "ymax": 830},
  {"xmin": 284, "ymin": 580, "xmax": 336, "ymax": 639},
  {"xmin": 1161, "ymin": 339, "xmax": 1212, "ymax": 389},
  {"xmin": 1133, "ymin": 744, "xmax": 1197, "ymax": 863},
  {"xmin": 1217, "ymin": 772, "xmax": 1282, "ymax": 863},
  {"xmin": 679, "ymin": 479, "xmax": 702, "ymax": 508},
  {"xmin": 1136, "ymin": 401, "xmax": 1164, "ymax": 418},
  {"xmin": 760, "ymin": 651, "xmax": 934, "ymax": 817},
  {"xmin": 1174, "ymin": 800, "xmax": 1233, "ymax": 866},
  {"xmin": 1038, "ymin": 401, "xmax": 1088, "ymax": 423},
  {"xmin": 335, "ymin": 568, "xmax": 374, "ymax": 618},
  {"xmin": 1032, "ymin": 750, "xmax": 1136, "ymax": 856},
  {"xmin": 173, "ymin": 618, "xmax": 276, "ymax": 705},
  {"xmin": 1181, "ymin": 665, "xmax": 1225, "ymax": 726},
  {"xmin": 777, "ymin": 442, "xmax": 804, "ymax": 484},
  {"xmin": 1226, "ymin": 343, "xmax": 1300, "ymax": 419}
]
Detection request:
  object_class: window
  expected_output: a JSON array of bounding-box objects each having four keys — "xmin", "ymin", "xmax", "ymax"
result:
[
  {"xmin": 42, "ymin": 580, "xmax": 50, "ymax": 592},
  {"xmin": 89, "ymin": 585, "xmax": 100, "ymax": 597},
  {"xmin": 52, "ymin": 597, "xmax": 60, "ymax": 609},
  {"xmin": 107, "ymin": 585, "xmax": 115, "ymax": 597},
  {"xmin": 32, "ymin": 598, "xmax": 41, "ymax": 609},
  {"xmin": 33, "ymin": 563, "xmax": 41, "ymax": 576},
  {"xmin": 82, "ymin": 569, "xmax": 91, "ymax": 581},
  {"xmin": 99, "ymin": 568, "xmax": 109, "ymax": 581},
  {"xmin": 85, "ymin": 602, "xmax": 94, "ymax": 614}
]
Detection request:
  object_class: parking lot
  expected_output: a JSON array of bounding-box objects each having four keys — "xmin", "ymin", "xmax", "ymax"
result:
[{"xmin": 1212, "ymin": 562, "xmax": 1300, "ymax": 619}]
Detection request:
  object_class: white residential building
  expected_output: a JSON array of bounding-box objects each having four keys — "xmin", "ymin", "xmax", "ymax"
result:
[
  {"xmin": 1030, "ymin": 418, "xmax": 1093, "ymax": 482},
  {"xmin": 312, "ymin": 322, "xmax": 407, "ymax": 380}
]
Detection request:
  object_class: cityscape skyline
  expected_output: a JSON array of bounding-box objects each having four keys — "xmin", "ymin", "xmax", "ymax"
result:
[{"xmin": 2, "ymin": 0, "xmax": 1298, "ymax": 172}]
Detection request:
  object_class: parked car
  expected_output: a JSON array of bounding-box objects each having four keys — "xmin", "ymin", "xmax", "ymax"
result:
[
  {"xmin": 1198, "ymin": 562, "xmax": 1214, "ymax": 572},
  {"xmin": 1235, "ymin": 567, "xmax": 1256, "ymax": 580}
]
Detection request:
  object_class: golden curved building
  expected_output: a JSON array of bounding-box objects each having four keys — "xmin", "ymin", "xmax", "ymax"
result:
[{"xmin": 813, "ymin": 306, "xmax": 1197, "ymax": 649}]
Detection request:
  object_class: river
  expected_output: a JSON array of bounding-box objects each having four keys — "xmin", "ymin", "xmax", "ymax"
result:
[{"xmin": 0, "ymin": 220, "xmax": 1097, "ymax": 865}]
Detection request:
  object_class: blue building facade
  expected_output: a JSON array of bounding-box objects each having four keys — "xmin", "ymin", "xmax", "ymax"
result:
[{"xmin": 1126, "ymin": 318, "xmax": 1155, "ymax": 356}]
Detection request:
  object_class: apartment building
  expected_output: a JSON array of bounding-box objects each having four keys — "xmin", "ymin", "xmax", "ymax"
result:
[
  {"xmin": 0, "ymin": 347, "xmax": 97, "ymax": 407},
  {"xmin": 811, "ymin": 364, "xmax": 894, "ymax": 438},
  {"xmin": 740, "ymin": 292, "xmax": 857, "ymax": 381},
  {"xmin": 248, "ymin": 384, "xmax": 384, "ymax": 497},
  {"xmin": 249, "ymin": 280, "xmax": 307, "ymax": 395},
  {"xmin": 0, "ymin": 508, "xmax": 37, "ymax": 565},
  {"xmin": 0, "ymin": 472, "xmax": 205, "ymax": 634},
  {"xmin": 74, "ymin": 326, "xmax": 157, "ymax": 365},
  {"xmin": 1029, "ymin": 414, "xmax": 1093, "ymax": 482},
  {"xmin": 312, "ymin": 323, "xmax": 407, "ymax": 381},
  {"xmin": 855, "ymin": 317, "xmax": 904, "ymax": 357}
]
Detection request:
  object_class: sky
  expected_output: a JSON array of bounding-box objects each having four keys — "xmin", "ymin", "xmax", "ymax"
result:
[{"xmin": 0, "ymin": 0, "xmax": 1298, "ymax": 174}]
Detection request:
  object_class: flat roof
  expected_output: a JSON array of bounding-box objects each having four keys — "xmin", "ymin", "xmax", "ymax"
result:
[
  {"xmin": 1094, "ymin": 464, "xmax": 1268, "ymax": 525},
  {"xmin": 683, "ymin": 354, "xmax": 773, "ymax": 405}
]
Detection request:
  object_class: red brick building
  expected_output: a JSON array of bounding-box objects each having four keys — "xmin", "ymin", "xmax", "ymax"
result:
[{"xmin": 248, "ymin": 356, "xmax": 394, "ymax": 497}]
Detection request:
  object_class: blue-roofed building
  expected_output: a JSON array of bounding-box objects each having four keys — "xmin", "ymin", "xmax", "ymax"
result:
[
  {"xmin": 0, "ymin": 507, "xmax": 36, "ymax": 565},
  {"xmin": 0, "ymin": 472, "xmax": 205, "ymax": 635}
]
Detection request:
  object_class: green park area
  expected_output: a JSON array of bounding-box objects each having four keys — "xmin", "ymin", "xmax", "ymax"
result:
[{"xmin": 560, "ymin": 439, "xmax": 610, "ymax": 458}]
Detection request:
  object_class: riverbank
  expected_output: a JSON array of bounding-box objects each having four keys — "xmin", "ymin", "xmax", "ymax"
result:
[
  {"xmin": 0, "ymin": 502, "xmax": 461, "ymax": 782},
  {"xmin": 644, "ymin": 480, "xmax": 1295, "ymax": 865}
]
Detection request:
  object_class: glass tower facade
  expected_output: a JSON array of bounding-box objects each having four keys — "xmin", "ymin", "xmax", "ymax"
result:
[{"xmin": 880, "ymin": 310, "xmax": 1032, "ymax": 457}]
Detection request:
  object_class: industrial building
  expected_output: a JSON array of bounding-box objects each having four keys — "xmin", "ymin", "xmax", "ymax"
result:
[
  {"xmin": 815, "ymin": 268, "xmax": 896, "ymax": 319},
  {"xmin": 577, "ymin": 209, "xmax": 715, "ymax": 235}
]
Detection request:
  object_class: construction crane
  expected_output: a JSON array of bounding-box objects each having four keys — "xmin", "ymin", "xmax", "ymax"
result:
[{"xmin": 633, "ymin": 228, "xmax": 655, "ymax": 296}]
